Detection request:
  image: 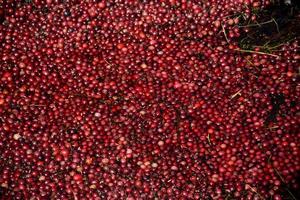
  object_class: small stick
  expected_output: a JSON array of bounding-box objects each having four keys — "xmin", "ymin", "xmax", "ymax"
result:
[
  {"xmin": 271, "ymin": 18, "xmax": 280, "ymax": 33},
  {"xmin": 207, "ymin": 134, "xmax": 211, "ymax": 145},
  {"xmin": 29, "ymin": 104, "xmax": 46, "ymax": 107},
  {"xmin": 268, "ymin": 38, "xmax": 297, "ymax": 50},
  {"xmin": 274, "ymin": 168, "xmax": 297, "ymax": 200},
  {"xmin": 230, "ymin": 89, "xmax": 242, "ymax": 100},
  {"xmin": 246, "ymin": 184, "xmax": 265, "ymax": 200},
  {"xmin": 233, "ymin": 49, "xmax": 280, "ymax": 58},
  {"xmin": 238, "ymin": 19, "xmax": 274, "ymax": 28},
  {"xmin": 266, "ymin": 126, "xmax": 279, "ymax": 130},
  {"xmin": 104, "ymin": 58, "xmax": 112, "ymax": 66},
  {"xmin": 221, "ymin": 24, "xmax": 229, "ymax": 43},
  {"xmin": 274, "ymin": 168, "xmax": 285, "ymax": 183},
  {"xmin": 254, "ymin": 39, "xmax": 297, "ymax": 51},
  {"xmin": 245, "ymin": 57, "xmax": 255, "ymax": 66}
]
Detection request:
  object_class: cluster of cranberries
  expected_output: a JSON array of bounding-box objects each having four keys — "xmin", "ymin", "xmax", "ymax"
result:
[{"xmin": 0, "ymin": 0, "xmax": 299, "ymax": 199}]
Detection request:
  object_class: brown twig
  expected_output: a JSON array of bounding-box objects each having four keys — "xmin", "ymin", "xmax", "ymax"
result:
[
  {"xmin": 246, "ymin": 184, "xmax": 266, "ymax": 200},
  {"xmin": 233, "ymin": 49, "xmax": 280, "ymax": 58},
  {"xmin": 221, "ymin": 23, "xmax": 229, "ymax": 43}
]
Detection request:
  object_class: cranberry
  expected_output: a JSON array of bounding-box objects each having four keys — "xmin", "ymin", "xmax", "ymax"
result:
[{"xmin": 0, "ymin": 0, "xmax": 298, "ymax": 199}]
